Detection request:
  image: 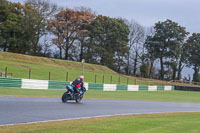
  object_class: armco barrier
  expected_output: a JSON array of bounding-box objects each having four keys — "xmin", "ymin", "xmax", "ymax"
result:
[
  {"xmin": 0, "ymin": 78, "xmax": 22, "ymax": 88},
  {"xmin": 0, "ymin": 78, "xmax": 174, "ymax": 91},
  {"xmin": 128, "ymin": 85, "xmax": 139, "ymax": 91},
  {"xmin": 157, "ymin": 86, "xmax": 165, "ymax": 91},
  {"xmin": 104, "ymin": 84, "xmax": 116, "ymax": 91},
  {"xmin": 175, "ymin": 86, "xmax": 200, "ymax": 91},
  {"xmin": 88, "ymin": 83, "xmax": 104, "ymax": 90},
  {"xmin": 139, "ymin": 85, "xmax": 148, "ymax": 91},
  {"xmin": 48, "ymin": 80, "xmax": 70, "ymax": 89},
  {"xmin": 22, "ymin": 79, "xmax": 48, "ymax": 89},
  {"xmin": 117, "ymin": 84, "xmax": 127, "ymax": 91}
]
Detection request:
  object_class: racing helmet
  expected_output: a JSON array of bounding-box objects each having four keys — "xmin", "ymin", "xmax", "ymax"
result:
[{"xmin": 79, "ymin": 75, "xmax": 84, "ymax": 80}]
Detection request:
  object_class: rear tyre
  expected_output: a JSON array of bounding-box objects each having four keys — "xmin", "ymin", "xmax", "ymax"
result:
[{"xmin": 62, "ymin": 91, "xmax": 70, "ymax": 103}]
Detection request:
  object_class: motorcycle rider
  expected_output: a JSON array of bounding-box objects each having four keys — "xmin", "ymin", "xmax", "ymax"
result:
[{"xmin": 71, "ymin": 75, "xmax": 85, "ymax": 94}]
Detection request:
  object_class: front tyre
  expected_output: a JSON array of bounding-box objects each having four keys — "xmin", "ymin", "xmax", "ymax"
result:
[{"xmin": 76, "ymin": 96, "xmax": 83, "ymax": 103}]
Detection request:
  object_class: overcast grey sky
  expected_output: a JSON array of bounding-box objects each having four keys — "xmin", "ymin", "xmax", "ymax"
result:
[{"xmin": 10, "ymin": 0, "xmax": 200, "ymax": 34}]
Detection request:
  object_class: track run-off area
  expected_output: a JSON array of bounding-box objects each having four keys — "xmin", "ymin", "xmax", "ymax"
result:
[{"xmin": 1, "ymin": 96, "xmax": 200, "ymax": 126}]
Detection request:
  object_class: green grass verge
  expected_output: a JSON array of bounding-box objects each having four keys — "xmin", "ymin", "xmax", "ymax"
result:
[
  {"xmin": 0, "ymin": 52, "xmax": 172, "ymax": 85},
  {"xmin": 0, "ymin": 60, "xmax": 132, "ymax": 84},
  {"xmin": 1, "ymin": 112, "xmax": 200, "ymax": 133},
  {"xmin": 1, "ymin": 88, "xmax": 200, "ymax": 103},
  {"xmin": 0, "ymin": 52, "xmax": 137, "ymax": 85}
]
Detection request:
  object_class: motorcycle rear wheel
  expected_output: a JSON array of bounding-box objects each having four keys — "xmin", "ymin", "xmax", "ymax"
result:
[{"xmin": 62, "ymin": 91, "xmax": 70, "ymax": 103}]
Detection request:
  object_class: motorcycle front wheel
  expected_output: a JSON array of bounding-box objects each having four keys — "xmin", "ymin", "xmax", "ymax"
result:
[{"xmin": 76, "ymin": 96, "xmax": 83, "ymax": 103}]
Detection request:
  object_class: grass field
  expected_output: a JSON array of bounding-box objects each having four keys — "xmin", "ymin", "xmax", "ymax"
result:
[
  {"xmin": 0, "ymin": 52, "xmax": 128, "ymax": 84},
  {"xmin": 1, "ymin": 88, "xmax": 200, "ymax": 103},
  {"xmin": 0, "ymin": 52, "xmax": 173, "ymax": 85},
  {"xmin": 1, "ymin": 112, "xmax": 200, "ymax": 133}
]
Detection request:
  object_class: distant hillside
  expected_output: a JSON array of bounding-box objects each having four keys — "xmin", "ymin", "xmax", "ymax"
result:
[
  {"xmin": 0, "ymin": 52, "xmax": 134, "ymax": 84},
  {"xmin": 0, "ymin": 52, "xmax": 198, "ymax": 86},
  {"xmin": 0, "ymin": 52, "xmax": 116, "ymax": 74}
]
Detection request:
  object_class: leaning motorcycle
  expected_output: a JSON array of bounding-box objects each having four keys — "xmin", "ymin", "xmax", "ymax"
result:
[{"xmin": 62, "ymin": 85, "xmax": 86, "ymax": 103}]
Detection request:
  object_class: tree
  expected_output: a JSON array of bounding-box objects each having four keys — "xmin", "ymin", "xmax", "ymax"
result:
[
  {"xmin": 144, "ymin": 27, "xmax": 156, "ymax": 78},
  {"xmin": 0, "ymin": 0, "xmax": 58, "ymax": 54},
  {"xmin": 38, "ymin": 34, "xmax": 52, "ymax": 57},
  {"xmin": 74, "ymin": 7, "xmax": 96, "ymax": 61},
  {"xmin": 47, "ymin": 17, "xmax": 64, "ymax": 58},
  {"xmin": 0, "ymin": 0, "xmax": 12, "ymax": 51},
  {"xmin": 145, "ymin": 19, "xmax": 188, "ymax": 80},
  {"xmin": 0, "ymin": 0, "xmax": 9, "ymax": 24},
  {"xmin": 48, "ymin": 8, "xmax": 95, "ymax": 60},
  {"xmin": 125, "ymin": 20, "xmax": 145, "ymax": 75},
  {"xmin": 140, "ymin": 62, "xmax": 150, "ymax": 78},
  {"xmin": 176, "ymin": 42, "xmax": 188, "ymax": 80},
  {"xmin": 0, "ymin": 1, "xmax": 33, "ymax": 53},
  {"xmin": 25, "ymin": 0, "xmax": 59, "ymax": 55},
  {"xmin": 185, "ymin": 33, "xmax": 200, "ymax": 82},
  {"xmin": 87, "ymin": 15, "xmax": 129, "ymax": 70}
]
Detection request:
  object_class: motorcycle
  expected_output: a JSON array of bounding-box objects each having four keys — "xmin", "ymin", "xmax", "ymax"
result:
[{"xmin": 62, "ymin": 85, "xmax": 86, "ymax": 103}]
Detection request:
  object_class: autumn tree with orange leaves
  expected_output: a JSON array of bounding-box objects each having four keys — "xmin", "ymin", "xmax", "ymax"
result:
[{"xmin": 48, "ymin": 8, "xmax": 95, "ymax": 59}]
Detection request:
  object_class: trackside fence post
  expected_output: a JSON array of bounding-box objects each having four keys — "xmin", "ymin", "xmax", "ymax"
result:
[
  {"xmin": 49, "ymin": 72, "xmax": 51, "ymax": 80},
  {"xmin": 66, "ymin": 72, "xmax": 68, "ymax": 81},
  {"xmin": 29, "ymin": 69, "xmax": 31, "ymax": 79},
  {"xmin": 95, "ymin": 75, "xmax": 97, "ymax": 83},
  {"xmin": 5, "ymin": 67, "xmax": 7, "ymax": 78}
]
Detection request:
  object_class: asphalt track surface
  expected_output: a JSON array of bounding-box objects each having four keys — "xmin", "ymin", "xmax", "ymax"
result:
[{"xmin": 1, "ymin": 96, "xmax": 200, "ymax": 126}]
